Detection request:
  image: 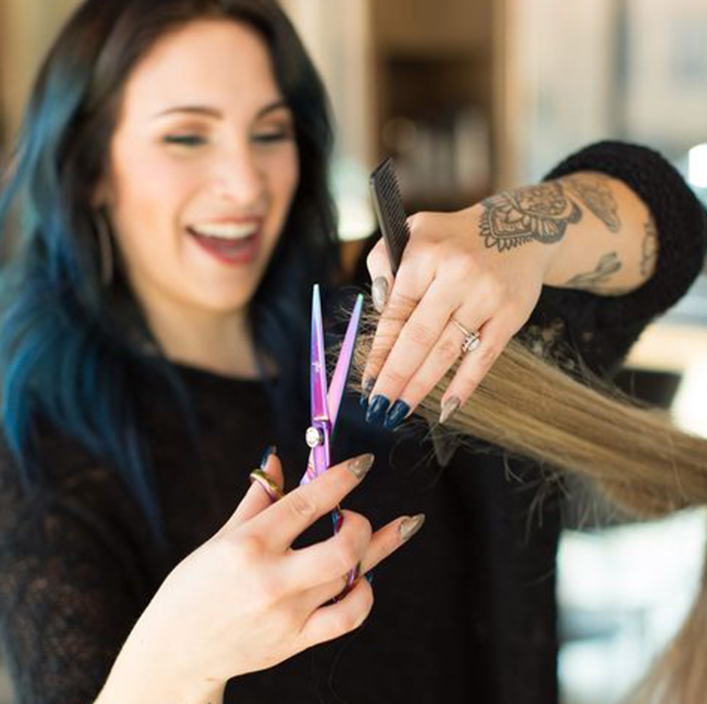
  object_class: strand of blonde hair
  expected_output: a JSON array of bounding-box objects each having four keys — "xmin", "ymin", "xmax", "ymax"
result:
[{"xmin": 348, "ymin": 302, "xmax": 707, "ymax": 704}]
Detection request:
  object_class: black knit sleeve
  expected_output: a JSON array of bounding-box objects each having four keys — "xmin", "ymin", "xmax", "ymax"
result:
[
  {"xmin": 523, "ymin": 140, "xmax": 707, "ymax": 375},
  {"xmin": 0, "ymin": 436, "xmax": 152, "ymax": 704}
]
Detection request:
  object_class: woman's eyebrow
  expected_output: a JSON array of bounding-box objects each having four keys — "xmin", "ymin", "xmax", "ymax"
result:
[
  {"xmin": 152, "ymin": 100, "xmax": 290, "ymax": 120},
  {"xmin": 153, "ymin": 105, "xmax": 222, "ymax": 119},
  {"xmin": 257, "ymin": 100, "xmax": 291, "ymax": 118}
]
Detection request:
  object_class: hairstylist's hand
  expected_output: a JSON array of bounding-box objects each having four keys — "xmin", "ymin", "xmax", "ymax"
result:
[
  {"xmin": 99, "ymin": 452, "xmax": 423, "ymax": 704},
  {"xmin": 362, "ymin": 201, "xmax": 559, "ymax": 429}
]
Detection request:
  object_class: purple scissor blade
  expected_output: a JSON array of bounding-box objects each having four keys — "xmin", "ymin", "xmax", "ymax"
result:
[
  {"xmin": 301, "ymin": 292, "xmax": 364, "ymax": 486},
  {"xmin": 309, "ymin": 285, "xmax": 330, "ymax": 478},
  {"xmin": 310, "ymin": 285, "xmax": 329, "ymax": 424},
  {"xmin": 326, "ymin": 293, "xmax": 363, "ymax": 431}
]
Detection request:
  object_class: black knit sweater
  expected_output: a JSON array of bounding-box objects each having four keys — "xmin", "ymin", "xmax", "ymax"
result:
[{"xmin": 0, "ymin": 142, "xmax": 704, "ymax": 704}]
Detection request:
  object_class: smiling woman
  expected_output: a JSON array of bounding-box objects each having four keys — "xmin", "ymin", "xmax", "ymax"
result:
[
  {"xmin": 99, "ymin": 19, "xmax": 300, "ymax": 377},
  {"xmin": 0, "ymin": 1, "xmax": 705, "ymax": 704}
]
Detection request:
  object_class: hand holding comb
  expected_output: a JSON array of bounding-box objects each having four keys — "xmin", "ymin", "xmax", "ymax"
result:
[{"xmin": 368, "ymin": 157, "xmax": 461, "ymax": 466}]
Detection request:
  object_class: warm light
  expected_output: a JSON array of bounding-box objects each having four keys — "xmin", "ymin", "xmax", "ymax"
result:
[
  {"xmin": 672, "ymin": 361, "xmax": 707, "ymax": 439},
  {"xmin": 688, "ymin": 144, "xmax": 707, "ymax": 188}
]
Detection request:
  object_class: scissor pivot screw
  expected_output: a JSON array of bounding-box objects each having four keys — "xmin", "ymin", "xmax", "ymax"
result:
[{"xmin": 306, "ymin": 426, "xmax": 324, "ymax": 448}]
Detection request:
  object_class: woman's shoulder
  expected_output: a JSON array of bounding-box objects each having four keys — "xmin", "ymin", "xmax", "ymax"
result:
[
  {"xmin": 0, "ymin": 417, "xmax": 160, "ymax": 641},
  {"xmin": 0, "ymin": 414, "xmax": 160, "ymax": 581},
  {"xmin": 0, "ymin": 414, "xmax": 135, "ymax": 528}
]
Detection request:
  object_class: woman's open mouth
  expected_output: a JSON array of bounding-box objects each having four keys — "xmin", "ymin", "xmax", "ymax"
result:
[{"xmin": 187, "ymin": 221, "xmax": 261, "ymax": 265}]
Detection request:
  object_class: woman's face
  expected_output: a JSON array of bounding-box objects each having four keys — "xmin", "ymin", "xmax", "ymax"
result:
[{"xmin": 101, "ymin": 19, "xmax": 299, "ymax": 317}]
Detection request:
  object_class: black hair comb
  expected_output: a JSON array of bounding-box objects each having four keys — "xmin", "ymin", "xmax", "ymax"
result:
[{"xmin": 369, "ymin": 158, "xmax": 410, "ymax": 275}]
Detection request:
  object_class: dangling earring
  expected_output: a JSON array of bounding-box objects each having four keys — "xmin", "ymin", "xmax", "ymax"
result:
[{"xmin": 93, "ymin": 209, "xmax": 114, "ymax": 287}]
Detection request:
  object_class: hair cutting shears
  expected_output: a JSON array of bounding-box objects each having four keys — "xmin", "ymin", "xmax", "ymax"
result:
[{"xmin": 300, "ymin": 284, "xmax": 364, "ymax": 591}]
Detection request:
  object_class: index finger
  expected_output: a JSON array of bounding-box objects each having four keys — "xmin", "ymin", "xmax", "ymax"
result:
[
  {"xmin": 360, "ymin": 260, "xmax": 431, "ymax": 404},
  {"xmin": 244, "ymin": 453, "xmax": 375, "ymax": 551}
]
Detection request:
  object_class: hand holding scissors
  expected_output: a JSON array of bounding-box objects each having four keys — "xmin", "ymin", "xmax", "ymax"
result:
[{"xmin": 250, "ymin": 284, "xmax": 424, "ymax": 597}]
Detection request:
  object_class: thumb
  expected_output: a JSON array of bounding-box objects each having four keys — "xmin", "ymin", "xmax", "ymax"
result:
[{"xmin": 227, "ymin": 447, "xmax": 285, "ymax": 529}]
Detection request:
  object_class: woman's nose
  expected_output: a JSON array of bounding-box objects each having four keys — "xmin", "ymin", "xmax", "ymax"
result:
[{"xmin": 210, "ymin": 148, "xmax": 265, "ymax": 208}]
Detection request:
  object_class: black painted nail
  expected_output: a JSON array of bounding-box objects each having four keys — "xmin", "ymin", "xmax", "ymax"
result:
[
  {"xmin": 366, "ymin": 395, "xmax": 390, "ymax": 425},
  {"xmin": 384, "ymin": 400, "xmax": 410, "ymax": 430},
  {"xmin": 259, "ymin": 445, "xmax": 277, "ymax": 469}
]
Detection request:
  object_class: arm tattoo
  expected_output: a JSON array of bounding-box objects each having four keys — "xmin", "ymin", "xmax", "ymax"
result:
[
  {"xmin": 640, "ymin": 220, "xmax": 659, "ymax": 278},
  {"xmin": 565, "ymin": 252, "xmax": 623, "ymax": 292},
  {"xmin": 563, "ymin": 174, "xmax": 621, "ymax": 233},
  {"xmin": 480, "ymin": 182, "xmax": 582, "ymax": 252}
]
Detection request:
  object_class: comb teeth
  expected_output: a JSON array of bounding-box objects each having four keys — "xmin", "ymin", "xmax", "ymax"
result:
[{"xmin": 370, "ymin": 158, "xmax": 410, "ymax": 275}]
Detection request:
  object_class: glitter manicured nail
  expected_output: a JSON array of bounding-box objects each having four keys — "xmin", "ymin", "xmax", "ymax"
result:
[
  {"xmin": 372, "ymin": 277, "xmax": 389, "ymax": 313},
  {"xmin": 439, "ymin": 396, "xmax": 461, "ymax": 425},
  {"xmin": 347, "ymin": 453, "xmax": 375, "ymax": 479},
  {"xmin": 360, "ymin": 377, "xmax": 376, "ymax": 408},
  {"xmin": 400, "ymin": 514, "xmax": 426, "ymax": 542},
  {"xmin": 361, "ymin": 377, "xmax": 376, "ymax": 399}
]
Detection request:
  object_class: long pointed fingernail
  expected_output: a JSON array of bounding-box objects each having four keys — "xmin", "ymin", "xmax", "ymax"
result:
[
  {"xmin": 439, "ymin": 396, "xmax": 461, "ymax": 425},
  {"xmin": 400, "ymin": 514, "xmax": 426, "ymax": 542},
  {"xmin": 360, "ymin": 377, "xmax": 376, "ymax": 407},
  {"xmin": 259, "ymin": 445, "xmax": 277, "ymax": 469},
  {"xmin": 384, "ymin": 400, "xmax": 410, "ymax": 430},
  {"xmin": 366, "ymin": 395, "xmax": 390, "ymax": 425},
  {"xmin": 372, "ymin": 277, "xmax": 389, "ymax": 313},
  {"xmin": 348, "ymin": 453, "xmax": 375, "ymax": 479}
]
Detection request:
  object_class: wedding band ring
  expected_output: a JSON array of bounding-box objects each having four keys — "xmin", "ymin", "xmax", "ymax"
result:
[
  {"xmin": 249, "ymin": 469, "xmax": 284, "ymax": 502},
  {"xmin": 451, "ymin": 318, "xmax": 481, "ymax": 354}
]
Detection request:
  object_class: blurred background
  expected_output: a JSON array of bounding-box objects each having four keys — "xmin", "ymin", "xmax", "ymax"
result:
[{"xmin": 1, "ymin": 1, "xmax": 706, "ymax": 702}]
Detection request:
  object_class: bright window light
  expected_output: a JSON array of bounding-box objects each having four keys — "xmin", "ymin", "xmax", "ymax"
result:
[
  {"xmin": 672, "ymin": 361, "xmax": 707, "ymax": 439},
  {"xmin": 688, "ymin": 144, "xmax": 707, "ymax": 188}
]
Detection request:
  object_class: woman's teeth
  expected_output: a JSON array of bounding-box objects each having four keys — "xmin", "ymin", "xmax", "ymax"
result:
[
  {"xmin": 190, "ymin": 222, "xmax": 258, "ymax": 240},
  {"xmin": 188, "ymin": 222, "xmax": 261, "ymax": 265}
]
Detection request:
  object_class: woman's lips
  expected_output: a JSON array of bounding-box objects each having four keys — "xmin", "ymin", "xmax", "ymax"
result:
[{"xmin": 187, "ymin": 225, "xmax": 261, "ymax": 266}]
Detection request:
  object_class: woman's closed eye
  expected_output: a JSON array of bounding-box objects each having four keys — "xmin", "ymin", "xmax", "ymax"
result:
[
  {"xmin": 162, "ymin": 134, "xmax": 207, "ymax": 147},
  {"xmin": 251, "ymin": 127, "xmax": 294, "ymax": 145},
  {"xmin": 161, "ymin": 130, "xmax": 293, "ymax": 148}
]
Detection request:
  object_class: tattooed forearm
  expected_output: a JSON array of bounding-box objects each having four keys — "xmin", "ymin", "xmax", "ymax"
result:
[
  {"xmin": 640, "ymin": 220, "xmax": 659, "ymax": 278},
  {"xmin": 564, "ymin": 252, "xmax": 624, "ymax": 292},
  {"xmin": 480, "ymin": 174, "xmax": 647, "ymax": 297},
  {"xmin": 480, "ymin": 182, "xmax": 582, "ymax": 252},
  {"xmin": 512, "ymin": 170, "xmax": 653, "ymax": 293},
  {"xmin": 563, "ymin": 174, "xmax": 621, "ymax": 233}
]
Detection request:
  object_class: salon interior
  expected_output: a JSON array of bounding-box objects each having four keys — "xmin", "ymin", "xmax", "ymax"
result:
[{"xmin": 1, "ymin": 0, "xmax": 707, "ymax": 702}]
